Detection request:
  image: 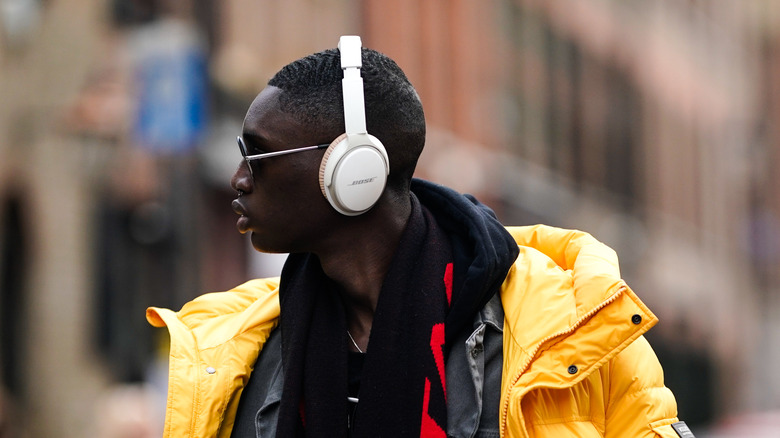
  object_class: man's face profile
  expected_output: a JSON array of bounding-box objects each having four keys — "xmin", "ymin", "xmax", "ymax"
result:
[{"xmin": 231, "ymin": 86, "xmax": 339, "ymax": 254}]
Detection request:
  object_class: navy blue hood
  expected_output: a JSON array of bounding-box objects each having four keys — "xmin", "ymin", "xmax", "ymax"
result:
[{"xmin": 411, "ymin": 179, "xmax": 520, "ymax": 343}]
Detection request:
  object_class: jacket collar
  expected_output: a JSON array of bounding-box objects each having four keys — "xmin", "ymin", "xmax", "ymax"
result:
[
  {"xmin": 476, "ymin": 290, "xmax": 504, "ymax": 333},
  {"xmin": 501, "ymin": 225, "xmax": 628, "ymax": 356}
]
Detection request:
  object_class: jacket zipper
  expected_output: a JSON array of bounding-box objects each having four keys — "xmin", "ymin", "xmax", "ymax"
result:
[{"xmin": 499, "ymin": 284, "xmax": 627, "ymax": 437}]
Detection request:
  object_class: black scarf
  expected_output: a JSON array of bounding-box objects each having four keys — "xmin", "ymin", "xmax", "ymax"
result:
[
  {"xmin": 276, "ymin": 196, "xmax": 453, "ymax": 437},
  {"xmin": 275, "ymin": 181, "xmax": 520, "ymax": 437}
]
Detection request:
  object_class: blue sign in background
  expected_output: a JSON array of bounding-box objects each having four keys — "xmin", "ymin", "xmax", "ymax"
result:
[{"xmin": 134, "ymin": 47, "xmax": 208, "ymax": 154}]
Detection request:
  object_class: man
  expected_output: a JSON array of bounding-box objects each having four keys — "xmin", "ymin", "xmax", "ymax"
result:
[{"xmin": 147, "ymin": 36, "xmax": 687, "ymax": 437}]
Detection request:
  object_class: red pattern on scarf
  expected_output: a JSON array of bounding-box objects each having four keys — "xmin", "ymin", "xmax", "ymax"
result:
[
  {"xmin": 419, "ymin": 262, "xmax": 454, "ymax": 436},
  {"xmin": 421, "ymin": 378, "xmax": 446, "ymax": 437}
]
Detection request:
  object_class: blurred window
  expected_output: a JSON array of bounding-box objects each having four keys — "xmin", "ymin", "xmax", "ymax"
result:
[{"xmin": 1, "ymin": 194, "xmax": 28, "ymax": 397}]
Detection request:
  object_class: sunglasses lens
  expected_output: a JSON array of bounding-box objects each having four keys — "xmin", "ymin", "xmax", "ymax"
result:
[
  {"xmin": 237, "ymin": 137, "xmax": 247, "ymax": 157},
  {"xmin": 237, "ymin": 137, "xmax": 254, "ymax": 177}
]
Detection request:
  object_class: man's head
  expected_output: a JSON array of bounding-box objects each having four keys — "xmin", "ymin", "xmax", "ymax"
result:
[
  {"xmin": 231, "ymin": 43, "xmax": 426, "ymax": 254},
  {"xmin": 267, "ymin": 46, "xmax": 426, "ymax": 192}
]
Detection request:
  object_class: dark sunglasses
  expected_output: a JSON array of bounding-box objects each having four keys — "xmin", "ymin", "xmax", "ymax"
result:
[{"xmin": 237, "ymin": 136, "xmax": 329, "ymax": 179}]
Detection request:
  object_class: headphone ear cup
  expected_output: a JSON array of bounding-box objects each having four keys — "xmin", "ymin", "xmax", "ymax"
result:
[
  {"xmin": 319, "ymin": 133, "xmax": 348, "ymax": 198},
  {"xmin": 319, "ymin": 133, "xmax": 388, "ymax": 216}
]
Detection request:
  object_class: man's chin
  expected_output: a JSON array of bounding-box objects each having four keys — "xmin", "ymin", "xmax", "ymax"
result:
[{"xmin": 250, "ymin": 232, "xmax": 288, "ymax": 255}]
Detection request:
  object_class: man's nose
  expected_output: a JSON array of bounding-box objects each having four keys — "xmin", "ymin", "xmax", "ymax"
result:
[{"xmin": 230, "ymin": 161, "xmax": 253, "ymax": 193}]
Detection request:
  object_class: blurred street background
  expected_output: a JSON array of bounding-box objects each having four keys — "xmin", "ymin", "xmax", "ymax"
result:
[{"xmin": 1, "ymin": 0, "xmax": 779, "ymax": 436}]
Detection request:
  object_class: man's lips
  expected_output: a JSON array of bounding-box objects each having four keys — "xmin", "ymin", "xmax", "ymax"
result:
[{"xmin": 231, "ymin": 199, "xmax": 250, "ymax": 234}]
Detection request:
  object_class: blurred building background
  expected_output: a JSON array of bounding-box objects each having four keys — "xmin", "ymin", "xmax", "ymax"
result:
[{"xmin": 0, "ymin": 0, "xmax": 779, "ymax": 436}]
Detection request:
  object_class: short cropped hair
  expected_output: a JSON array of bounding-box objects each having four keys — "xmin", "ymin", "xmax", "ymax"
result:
[{"xmin": 268, "ymin": 47, "xmax": 426, "ymax": 191}]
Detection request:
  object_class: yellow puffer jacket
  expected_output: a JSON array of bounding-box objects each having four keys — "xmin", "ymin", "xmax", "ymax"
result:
[{"xmin": 147, "ymin": 225, "xmax": 679, "ymax": 437}]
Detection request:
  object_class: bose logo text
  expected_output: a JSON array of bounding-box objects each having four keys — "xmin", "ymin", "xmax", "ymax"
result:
[{"xmin": 348, "ymin": 177, "xmax": 377, "ymax": 186}]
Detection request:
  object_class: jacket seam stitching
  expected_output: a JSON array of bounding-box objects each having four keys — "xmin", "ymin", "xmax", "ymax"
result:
[
  {"xmin": 528, "ymin": 415, "xmax": 606, "ymax": 428},
  {"xmin": 214, "ymin": 363, "xmax": 232, "ymax": 436},
  {"xmin": 198, "ymin": 319, "xmax": 280, "ymax": 352},
  {"xmin": 165, "ymin": 354, "xmax": 177, "ymax": 437}
]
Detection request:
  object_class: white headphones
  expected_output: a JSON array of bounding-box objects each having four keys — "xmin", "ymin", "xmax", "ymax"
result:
[{"xmin": 318, "ymin": 35, "xmax": 390, "ymax": 216}]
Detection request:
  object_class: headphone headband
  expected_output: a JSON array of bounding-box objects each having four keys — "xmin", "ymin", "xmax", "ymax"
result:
[
  {"xmin": 338, "ymin": 36, "xmax": 367, "ymax": 135},
  {"xmin": 318, "ymin": 36, "xmax": 389, "ymax": 216}
]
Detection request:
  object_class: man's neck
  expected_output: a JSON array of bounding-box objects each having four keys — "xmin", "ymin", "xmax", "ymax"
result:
[{"xmin": 314, "ymin": 198, "xmax": 412, "ymax": 349}]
